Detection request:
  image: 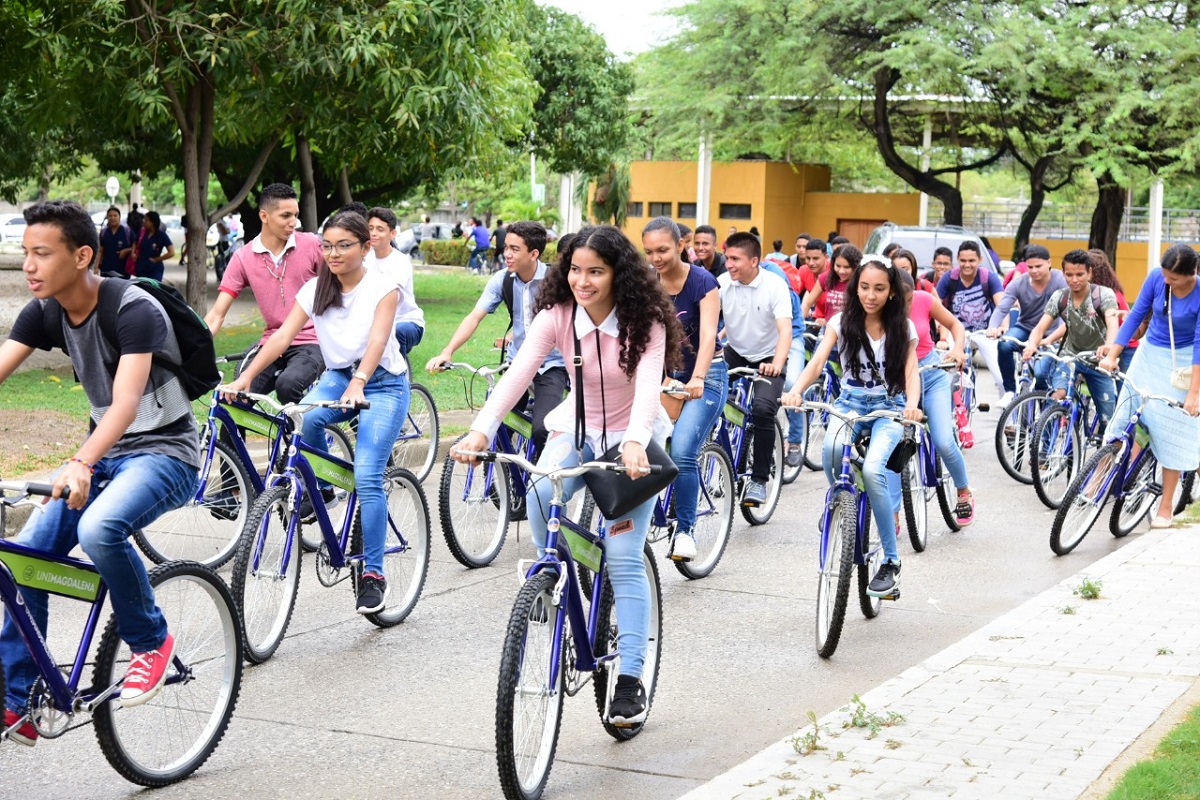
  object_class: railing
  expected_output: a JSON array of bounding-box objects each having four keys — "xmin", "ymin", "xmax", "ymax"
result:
[{"xmin": 943, "ymin": 200, "xmax": 1200, "ymax": 243}]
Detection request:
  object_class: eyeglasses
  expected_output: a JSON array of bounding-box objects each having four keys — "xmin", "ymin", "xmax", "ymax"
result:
[{"xmin": 320, "ymin": 240, "xmax": 364, "ymax": 255}]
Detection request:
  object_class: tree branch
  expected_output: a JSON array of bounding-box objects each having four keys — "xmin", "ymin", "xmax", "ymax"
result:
[{"xmin": 209, "ymin": 132, "xmax": 283, "ymax": 221}]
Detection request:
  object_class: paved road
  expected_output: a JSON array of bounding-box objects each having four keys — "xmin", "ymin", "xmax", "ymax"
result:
[{"xmin": 1, "ymin": 382, "xmax": 1143, "ymax": 799}]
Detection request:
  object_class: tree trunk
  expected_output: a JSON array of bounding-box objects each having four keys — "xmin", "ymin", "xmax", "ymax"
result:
[
  {"xmin": 180, "ymin": 81, "xmax": 211, "ymax": 311},
  {"xmin": 1088, "ymin": 172, "xmax": 1124, "ymax": 267},
  {"xmin": 296, "ymin": 134, "xmax": 319, "ymax": 233},
  {"xmin": 1012, "ymin": 157, "xmax": 1051, "ymax": 260},
  {"xmin": 337, "ymin": 167, "xmax": 352, "ymax": 206}
]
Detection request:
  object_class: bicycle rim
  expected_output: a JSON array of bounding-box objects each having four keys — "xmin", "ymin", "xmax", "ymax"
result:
[
  {"xmin": 675, "ymin": 444, "xmax": 734, "ymax": 579},
  {"xmin": 439, "ymin": 437, "xmax": 511, "ymax": 568},
  {"xmin": 391, "ymin": 383, "xmax": 438, "ymax": 483},
  {"xmin": 1051, "ymin": 443, "xmax": 1121, "ymax": 555},
  {"xmin": 231, "ymin": 485, "xmax": 302, "ymax": 663}
]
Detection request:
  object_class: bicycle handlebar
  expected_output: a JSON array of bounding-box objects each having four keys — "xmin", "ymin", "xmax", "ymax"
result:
[
  {"xmin": 727, "ymin": 366, "xmax": 772, "ymax": 381},
  {"xmin": 435, "ymin": 360, "xmax": 508, "ymax": 378},
  {"xmin": 451, "ymin": 449, "xmax": 663, "ymax": 477},
  {"xmin": 218, "ymin": 387, "xmax": 370, "ymax": 412},
  {"xmin": 1116, "ymin": 374, "xmax": 1186, "ymax": 410},
  {"xmin": 784, "ymin": 400, "xmax": 925, "ymax": 426},
  {"xmin": 215, "ymin": 350, "xmax": 251, "ymax": 365},
  {"xmin": 0, "ymin": 481, "xmax": 69, "ymax": 504}
]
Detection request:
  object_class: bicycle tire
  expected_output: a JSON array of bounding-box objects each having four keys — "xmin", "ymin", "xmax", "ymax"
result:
[
  {"xmin": 134, "ymin": 439, "xmax": 254, "ymax": 569},
  {"xmin": 390, "ymin": 383, "xmax": 439, "ymax": 483},
  {"xmin": 1110, "ymin": 450, "xmax": 1160, "ymax": 538},
  {"xmin": 778, "ymin": 407, "xmax": 805, "ymax": 485},
  {"xmin": 802, "ymin": 383, "xmax": 829, "ymax": 472},
  {"xmin": 901, "ymin": 456, "xmax": 928, "ymax": 553},
  {"xmin": 674, "ymin": 444, "xmax": 735, "ymax": 580},
  {"xmin": 300, "ymin": 424, "xmax": 356, "ymax": 553},
  {"xmin": 740, "ymin": 420, "xmax": 785, "ymax": 525},
  {"xmin": 1173, "ymin": 470, "xmax": 1196, "ymax": 516},
  {"xmin": 816, "ymin": 492, "xmax": 857, "ymax": 659},
  {"xmin": 594, "ymin": 541, "xmax": 663, "ymax": 741},
  {"xmin": 934, "ymin": 457, "xmax": 962, "ymax": 533},
  {"xmin": 495, "ymin": 571, "xmax": 565, "ymax": 800},
  {"xmin": 1030, "ymin": 405, "xmax": 1081, "ymax": 510},
  {"xmin": 230, "ymin": 484, "xmax": 302, "ymax": 664},
  {"xmin": 994, "ymin": 390, "xmax": 1049, "ymax": 484},
  {"xmin": 438, "ymin": 434, "xmax": 512, "ymax": 568},
  {"xmin": 93, "ymin": 561, "xmax": 242, "ymax": 787},
  {"xmin": 350, "ymin": 467, "xmax": 431, "ymax": 628},
  {"xmin": 858, "ymin": 497, "xmax": 884, "ymax": 619},
  {"xmin": 1051, "ymin": 442, "xmax": 1122, "ymax": 556}
]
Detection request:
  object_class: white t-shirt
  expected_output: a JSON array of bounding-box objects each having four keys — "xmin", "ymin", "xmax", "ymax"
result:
[
  {"xmin": 365, "ymin": 248, "xmax": 424, "ymax": 327},
  {"xmin": 717, "ymin": 267, "xmax": 793, "ymax": 361},
  {"xmin": 828, "ymin": 313, "xmax": 917, "ymax": 396},
  {"xmin": 295, "ymin": 271, "xmax": 406, "ymax": 375}
]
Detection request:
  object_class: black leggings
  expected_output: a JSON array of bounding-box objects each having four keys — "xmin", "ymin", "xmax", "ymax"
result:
[{"xmin": 724, "ymin": 348, "xmax": 786, "ymax": 482}]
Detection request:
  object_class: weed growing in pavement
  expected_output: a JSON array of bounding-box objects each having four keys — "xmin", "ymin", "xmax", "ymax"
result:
[
  {"xmin": 1075, "ymin": 747, "xmax": 1085, "ymax": 757},
  {"xmin": 843, "ymin": 694, "xmax": 905, "ymax": 739},
  {"xmin": 962, "ymin": 756, "xmax": 975, "ymax": 767},
  {"xmin": 790, "ymin": 711, "xmax": 828, "ymax": 755},
  {"xmin": 1157, "ymin": 647, "xmax": 1174, "ymax": 656},
  {"xmin": 801, "ymin": 791, "xmax": 826, "ymax": 800},
  {"xmin": 833, "ymin": 751, "xmax": 845, "ymax": 761},
  {"xmin": 1073, "ymin": 577, "xmax": 1103, "ymax": 600},
  {"xmin": 885, "ymin": 739, "xmax": 903, "ymax": 750},
  {"xmin": 1062, "ymin": 605, "xmax": 1077, "ymax": 615},
  {"xmin": 744, "ymin": 779, "xmax": 766, "ymax": 788},
  {"xmin": 849, "ymin": 767, "xmax": 869, "ymax": 776},
  {"xmin": 776, "ymin": 786, "xmax": 793, "ymax": 797}
]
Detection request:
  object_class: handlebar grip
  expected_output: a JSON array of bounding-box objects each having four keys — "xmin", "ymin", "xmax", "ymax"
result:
[
  {"xmin": 647, "ymin": 465, "xmax": 664, "ymax": 475},
  {"xmin": 26, "ymin": 482, "xmax": 67, "ymax": 499},
  {"xmin": 356, "ymin": 400, "xmax": 371, "ymax": 410}
]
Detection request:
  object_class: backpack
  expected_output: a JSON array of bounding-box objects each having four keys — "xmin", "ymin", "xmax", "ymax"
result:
[
  {"xmin": 941, "ymin": 266, "xmax": 993, "ymax": 313},
  {"xmin": 42, "ymin": 277, "xmax": 220, "ymax": 401},
  {"xmin": 1056, "ymin": 284, "xmax": 1104, "ymax": 318}
]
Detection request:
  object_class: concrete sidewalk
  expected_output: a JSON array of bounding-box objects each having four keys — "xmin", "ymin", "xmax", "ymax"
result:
[{"xmin": 680, "ymin": 526, "xmax": 1200, "ymax": 800}]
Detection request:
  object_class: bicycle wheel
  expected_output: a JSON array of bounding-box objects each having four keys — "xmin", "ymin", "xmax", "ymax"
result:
[
  {"xmin": 802, "ymin": 384, "xmax": 829, "ymax": 472},
  {"xmin": 1110, "ymin": 450, "xmax": 1160, "ymax": 537},
  {"xmin": 815, "ymin": 492, "xmax": 856, "ymax": 659},
  {"xmin": 92, "ymin": 561, "xmax": 243, "ymax": 787},
  {"xmin": 778, "ymin": 407, "xmax": 805, "ymax": 485},
  {"xmin": 1051, "ymin": 442, "xmax": 1122, "ymax": 555},
  {"xmin": 594, "ymin": 541, "xmax": 663, "ymax": 741},
  {"xmin": 901, "ymin": 454, "xmax": 928, "ymax": 553},
  {"xmin": 495, "ymin": 571, "xmax": 565, "ymax": 800},
  {"xmin": 300, "ymin": 424, "xmax": 355, "ymax": 552},
  {"xmin": 438, "ymin": 435, "xmax": 512, "ymax": 568},
  {"xmin": 134, "ymin": 439, "xmax": 253, "ymax": 569},
  {"xmin": 934, "ymin": 456, "xmax": 962, "ymax": 533},
  {"xmin": 740, "ymin": 420, "xmax": 785, "ymax": 525},
  {"xmin": 1175, "ymin": 471, "xmax": 1197, "ymax": 516},
  {"xmin": 858, "ymin": 498, "xmax": 883, "ymax": 619},
  {"xmin": 350, "ymin": 467, "xmax": 431, "ymax": 628},
  {"xmin": 230, "ymin": 484, "xmax": 302, "ymax": 664},
  {"xmin": 994, "ymin": 390, "xmax": 1049, "ymax": 484},
  {"xmin": 675, "ymin": 444, "xmax": 735, "ymax": 580},
  {"xmin": 1031, "ymin": 406, "xmax": 1081, "ymax": 510},
  {"xmin": 390, "ymin": 383, "xmax": 439, "ymax": 483}
]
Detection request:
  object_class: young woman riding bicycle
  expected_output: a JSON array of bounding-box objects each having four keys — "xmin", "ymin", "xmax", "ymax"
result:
[
  {"xmin": 453, "ymin": 224, "xmax": 685, "ymax": 725},
  {"xmin": 784, "ymin": 255, "xmax": 923, "ymax": 598},
  {"xmin": 641, "ymin": 216, "xmax": 726, "ymax": 563},
  {"xmin": 225, "ymin": 210, "xmax": 410, "ymax": 615}
]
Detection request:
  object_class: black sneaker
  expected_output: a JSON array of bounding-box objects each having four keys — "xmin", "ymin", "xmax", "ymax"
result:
[
  {"xmin": 784, "ymin": 443, "xmax": 803, "ymax": 468},
  {"xmin": 299, "ymin": 487, "xmax": 339, "ymax": 522},
  {"xmin": 867, "ymin": 561, "xmax": 901, "ymax": 598},
  {"xmin": 355, "ymin": 571, "xmax": 389, "ymax": 614},
  {"xmin": 608, "ymin": 675, "xmax": 647, "ymax": 726},
  {"xmin": 742, "ymin": 480, "xmax": 767, "ymax": 507},
  {"xmin": 205, "ymin": 490, "xmax": 240, "ymax": 521}
]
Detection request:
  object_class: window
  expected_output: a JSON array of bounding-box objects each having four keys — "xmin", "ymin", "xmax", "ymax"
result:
[
  {"xmin": 719, "ymin": 203, "xmax": 752, "ymax": 220},
  {"xmin": 677, "ymin": 202, "xmax": 697, "ymax": 219},
  {"xmin": 648, "ymin": 202, "xmax": 672, "ymax": 217},
  {"xmin": 626, "ymin": 202, "xmax": 644, "ymax": 217}
]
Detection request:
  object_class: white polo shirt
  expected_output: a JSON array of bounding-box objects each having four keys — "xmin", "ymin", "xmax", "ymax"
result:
[{"xmin": 718, "ymin": 267, "xmax": 793, "ymax": 361}]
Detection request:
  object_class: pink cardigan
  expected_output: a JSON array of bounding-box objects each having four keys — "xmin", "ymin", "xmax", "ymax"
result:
[{"xmin": 471, "ymin": 302, "xmax": 666, "ymax": 450}]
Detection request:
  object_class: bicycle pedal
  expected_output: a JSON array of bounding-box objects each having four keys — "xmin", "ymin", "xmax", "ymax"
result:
[
  {"xmin": 883, "ymin": 590, "xmax": 901, "ymax": 601},
  {"xmin": 978, "ymin": 403, "xmax": 990, "ymax": 412}
]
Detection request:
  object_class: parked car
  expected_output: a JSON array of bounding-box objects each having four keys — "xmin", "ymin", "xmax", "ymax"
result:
[
  {"xmin": 864, "ymin": 223, "xmax": 998, "ymax": 272},
  {"xmin": 410, "ymin": 221, "xmax": 456, "ymax": 242},
  {"xmin": 158, "ymin": 215, "xmax": 187, "ymax": 252},
  {"xmin": 1, "ymin": 215, "xmax": 27, "ymax": 245}
]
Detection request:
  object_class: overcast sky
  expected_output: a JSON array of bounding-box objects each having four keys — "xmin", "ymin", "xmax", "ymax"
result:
[{"xmin": 540, "ymin": 0, "xmax": 684, "ymax": 58}]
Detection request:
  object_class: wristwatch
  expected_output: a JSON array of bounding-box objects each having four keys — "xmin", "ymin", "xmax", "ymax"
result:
[{"xmin": 351, "ymin": 370, "xmax": 368, "ymax": 383}]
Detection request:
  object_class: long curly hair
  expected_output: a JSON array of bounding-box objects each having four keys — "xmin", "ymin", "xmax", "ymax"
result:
[
  {"xmin": 537, "ymin": 225, "xmax": 685, "ymax": 377},
  {"xmin": 839, "ymin": 257, "xmax": 911, "ymax": 396}
]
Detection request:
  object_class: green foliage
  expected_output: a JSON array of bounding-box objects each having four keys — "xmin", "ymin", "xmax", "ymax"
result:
[
  {"xmin": 1073, "ymin": 577, "xmax": 1103, "ymax": 601},
  {"xmin": 420, "ymin": 240, "xmax": 476, "ymax": 267},
  {"xmin": 842, "ymin": 694, "xmax": 905, "ymax": 739},
  {"xmin": 1107, "ymin": 703, "xmax": 1200, "ymax": 800},
  {"xmin": 590, "ymin": 162, "xmax": 632, "ymax": 225}
]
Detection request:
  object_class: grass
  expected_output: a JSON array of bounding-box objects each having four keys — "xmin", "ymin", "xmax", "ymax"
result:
[{"xmin": 1107, "ymin": 704, "xmax": 1200, "ymax": 799}]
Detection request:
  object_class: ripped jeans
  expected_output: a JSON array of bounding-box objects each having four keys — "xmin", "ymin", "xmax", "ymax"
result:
[{"xmin": 668, "ymin": 359, "xmax": 729, "ymax": 534}]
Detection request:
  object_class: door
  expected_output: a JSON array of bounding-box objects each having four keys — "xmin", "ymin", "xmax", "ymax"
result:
[{"xmin": 838, "ymin": 219, "xmax": 888, "ymax": 249}]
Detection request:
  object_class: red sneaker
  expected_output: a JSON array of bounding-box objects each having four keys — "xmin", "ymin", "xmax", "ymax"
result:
[
  {"xmin": 119, "ymin": 633, "xmax": 175, "ymax": 708},
  {"xmin": 4, "ymin": 708, "xmax": 37, "ymax": 747}
]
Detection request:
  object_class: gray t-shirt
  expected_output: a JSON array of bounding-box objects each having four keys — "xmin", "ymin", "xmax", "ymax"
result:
[
  {"xmin": 11, "ymin": 285, "xmax": 200, "ymax": 468},
  {"xmin": 989, "ymin": 271, "xmax": 1069, "ymax": 332}
]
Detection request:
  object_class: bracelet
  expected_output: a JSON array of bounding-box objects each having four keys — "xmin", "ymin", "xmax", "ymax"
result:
[{"xmin": 68, "ymin": 457, "xmax": 95, "ymax": 475}]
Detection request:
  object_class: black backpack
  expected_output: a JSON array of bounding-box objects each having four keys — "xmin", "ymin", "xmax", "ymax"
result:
[{"xmin": 42, "ymin": 277, "xmax": 220, "ymax": 400}]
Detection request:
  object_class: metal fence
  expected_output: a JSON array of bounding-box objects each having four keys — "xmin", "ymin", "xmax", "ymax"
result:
[{"xmin": 945, "ymin": 200, "xmax": 1200, "ymax": 243}]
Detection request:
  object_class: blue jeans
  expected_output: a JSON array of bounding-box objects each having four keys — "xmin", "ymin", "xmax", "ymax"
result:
[
  {"xmin": 822, "ymin": 390, "xmax": 906, "ymax": 564},
  {"xmin": 783, "ymin": 336, "xmax": 807, "ymax": 445},
  {"xmin": 919, "ymin": 351, "xmax": 970, "ymax": 489},
  {"xmin": 2, "ymin": 453, "xmax": 197, "ymax": 714},
  {"xmin": 998, "ymin": 326, "xmax": 1051, "ymax": 393},
  {"xmin": 1051, "ymin": 361, "xmax": 1117, "ymax": 424},
  {"xmin": 468, "ymin": 246, "xmax": 488, "ymax": 271},
  {"xmin": 530, "ymin": 435, "xmax": 652, "ymax": 679},
  {"xmin": 300, "ymin": 367, "xmax": 409, "ymax": 574},
  {"xmin": 668, "ymin": 359, "xmax": 729, "ymax": 535},
  {"xmin": 394, "ymin": 323, "xmax": 424, "ymax": 357}
]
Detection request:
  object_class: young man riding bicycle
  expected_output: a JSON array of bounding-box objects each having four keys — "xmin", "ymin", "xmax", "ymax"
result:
[{"xmin": 1, "ymin": 201, "xmax": 201, "ymax": 745}]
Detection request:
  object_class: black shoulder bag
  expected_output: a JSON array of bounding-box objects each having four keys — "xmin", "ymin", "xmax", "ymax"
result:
[{"xmin": 571, "ymin": 302, "xmax": 678, "ymax": 520}]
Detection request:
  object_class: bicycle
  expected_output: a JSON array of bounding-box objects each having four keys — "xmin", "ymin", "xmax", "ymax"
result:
[
  {"xmin": 464, "ymin": 450, "xmax": 663, "ymax": 800},
  {"xmin": 900, "ymin": 361, "xmax": 965, "ymax": 551},
  {"xmin": 0, "ymin": 481, "xmax": 242, "ymax": 785},
  {"xmin": 993, "ymin": 336, "xmax": 1054, "ymax": 484},
  {"xmin": 387, "ymin": 358, "xmax": 440, "ymax": 483},
  {"xmin": 800, "ymin": 324, "xmax": 841, "ymax": 472},
  {"xmin": 716, "ymin": 366, "xmax": 785, "ymax": 525},
  {"xmin": 799, "ymin": 403, "xmax": 920, "ymax": 659},
  {"xmin": 1029, "ymin": 352, "xmax": 1103, "ymax": 510},
  {"xmin": 228, "ymin": 391, "xmax": 431, "ymax": 664},
  {"xmin": 1050, "ymin": 374, "xmax": 1183, "ymax": 555}
]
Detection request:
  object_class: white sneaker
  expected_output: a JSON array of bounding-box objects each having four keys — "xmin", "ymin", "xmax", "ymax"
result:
[
  {"xmin": 998, "ymin": 391, "xmax": 1015, "ymax": 409},
  {"xmin": 670, "ymin": 532, "xmax": 697, "ymax": 562}
]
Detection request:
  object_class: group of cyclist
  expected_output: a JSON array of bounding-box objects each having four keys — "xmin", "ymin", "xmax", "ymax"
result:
[{"xmin": 5, "ymin": 183, "xmax": 1200, "ymax": 755}]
